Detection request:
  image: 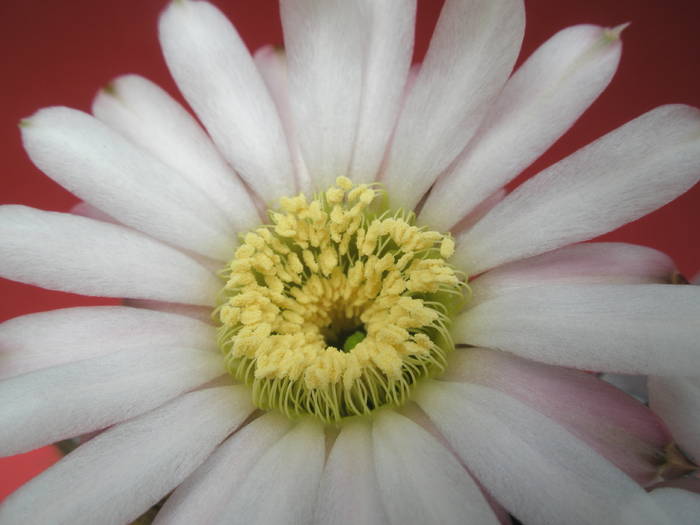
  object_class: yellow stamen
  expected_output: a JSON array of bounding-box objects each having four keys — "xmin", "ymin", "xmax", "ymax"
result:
[{"xmin": 215, "ymin": 177, "xmax": 468, "ymax": 423}]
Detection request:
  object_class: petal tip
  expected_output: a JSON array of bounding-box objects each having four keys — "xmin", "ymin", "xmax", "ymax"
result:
[
  {"xmin": 604, "ymin": 22, "xmax": 631, "ymax": 41},
  {"xmin": 102, "ymin": 81, "xmax": 118, "ymax": 97},
  {"xmin": 671, "ymin": 271, "xmax": 691, "ymax": 285},
  {"xmin": 160, "ymin": 0, "xmax": 188, "ymax": 22}
]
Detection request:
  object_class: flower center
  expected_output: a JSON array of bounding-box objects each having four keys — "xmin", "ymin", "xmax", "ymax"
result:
[{"xmin": 216, "ymin": 177, "xmax": 468, "ymax": 423}]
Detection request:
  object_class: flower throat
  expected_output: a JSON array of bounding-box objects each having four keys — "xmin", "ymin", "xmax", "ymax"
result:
[{"xmin": 215, "ymin": 177, "xmax": 468, "ymax": 423}]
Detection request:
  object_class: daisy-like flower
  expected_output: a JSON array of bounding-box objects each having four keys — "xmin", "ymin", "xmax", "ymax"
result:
[{"xmin": 1, "ymin": 0, "xmax": 700, "ymax": 524}]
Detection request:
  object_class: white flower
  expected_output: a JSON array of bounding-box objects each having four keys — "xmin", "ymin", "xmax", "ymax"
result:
[{"xmin": 1, "ymin": 1, "xmax": 700, "ymax": 524}]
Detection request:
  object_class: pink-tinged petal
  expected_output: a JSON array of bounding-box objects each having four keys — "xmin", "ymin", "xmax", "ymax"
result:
[
  {"xmin": 154, "ymin": 413, "xmax": 293, "ymax": 525},
  {"xmin": 0, "ymin": 306, "xmax": 216, "ymax": 379},
  {"xmin": 348, "ymin": 0, "xmax": 416, "ymax": 184},
  {"xmin": 447, "ymin": 188, "xmax": 506, "ymax": 235},
  {"xmin": 416, "ymin": 381, "xmax": 672, "ymax": 525},
  {"xmin": 651, "ymin": 478, "xmax": 700, "ymax": 493},
  {"xmin": 70, "ymin": 202, "xmax": 116, "ymax": 224},
  {"xmin": 383, "ymin": 0, "xmax": 525, "ymax": 210},
  {"xmin": 0, "ymin": 386, "xmax": 254, "ymax": 525},
  {"xmin": 649, "ymin": 376, "xmax": 700, "ymax": 463},
  {"xmin": 253, "ymin": 45, "xmax": 311, "ymax": 195},
  {"xmin": 0, "ymin": 347, "xmax": 225, "ymax": 456},
  {"xmin": 469, "ymin": 242, "xmax": 676, "ymax": 305},
  {"xmin": 314, "ymin": 419, "xmax": 388, "ymax": 525},
  {"xmin": 92, "ymin": 74, "xmax": 260, "ymax": 232},
  {"xmin": 421, "ymin": 24, "xmax": 623, "ymax": 231},
  {"xmin": 443, "ymin": 348, "xmax": 670, "ymax": 485},
  {"xmin": 402, "ymin": 63, "xmax": 421, "ymax": 101},
  {"xmin": 650, "ymin": 487, "xmax": 700, "ymax": 524},
  {"xmin": 0, "ymin": 206, "xmax": 220, "ymax": 306},
  {"xmin": 454, "ymin": 283, "xmax": 700, "ymax": 375},
  {"xmin": 280, "ymin": 0, "xmax": 365, "ymax": 190},
  {"xmin": 373, "ymin": 410, "xmax": 500, "ymax": 525},
  {"xmin": 159, "ymin": 0, "xmax": 295, "ymax": 204},
  {"xmin": 455, "ymin": 105, "xmax": 700, "ymax": 275},
  {"xmin": 21, "ymin": 107, "xmax": 235, "ymax": 261},
  {"xmin": 123, "ymin": 299, "xmax": 213, "ymax": 324}
]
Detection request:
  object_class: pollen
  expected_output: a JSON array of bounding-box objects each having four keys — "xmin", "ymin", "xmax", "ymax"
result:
[{"xmin": 215, "ymin": 177, "xmax": 468, "ymax": 423}]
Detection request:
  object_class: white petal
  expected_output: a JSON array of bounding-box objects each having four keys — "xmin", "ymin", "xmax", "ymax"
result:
[
  {"xmin": 455, "ymin": 105, "xmax": 700, "ymax": 274},
  {"xmin": 348, "ymin": 0, "xmax": 416, "ymax": 184},
  {"xmin": 373, "ymin": 410, "xmax": 499, "ymax": 525},
  {"xmin": 416, "ymin": 381, "xmax": 671, "ymax": 525},
  {"xmin": 0, "ymin": 347, "xmax": 225, "ymax": 456},
  {"xmin": 315, "ymin": 419, "xmax": 388, "ymax": 525},
  {"xmin": 0, "ymin": 386, "xmax": 254, "ymax": 525},
  {"xmin": 159, "ymin": 0, "xmax": 295, "ymax": 204},
  {"xmin": 0, "ymin": 306, "xmax": 216, "ymax": 379},
  {"xmin": 155, "ymin": 413, "xmax": 293, "ymax": 525},
  {"xmin": 253, "ymin": 46, "xmax": 312, "ymax": 195},
  {"xmin": 650, "ymin": 488, "xmax": 700, "ymax": 524},
  {"xmin": 649, "ymin": 376, "xmax": 700, "ymax": 463},
  {"xmin": 444, "ymin": 348, "xmax": 669, "ymax": 485},
  {"xmin": 219, "ymin": 420, "xmax": 325, "ymax": 525},
  {"xmin": 382, "ymin": 0, "xmax": 525, "ymax": 210},
  {"xmin": 396, "ymin": 403, "xmax": 513, "ymax": 525},
  {"xmin": 280, "ymin": 0, "xmax": 365, "ymax": 190},
  {"xmin": 469, "ymin": 242, "xmax": 675, "ymax": 305},
  {"xmin": 0, "ymin": 206, "xmax": 219, "ymax": 305},
  {"xmin": 21, "ymin": 107, "xmax": 235, "ymax": 261},
  {"xmin": 454, "ymin": 283, "xmax": 700, "ymax": 375},
  {"xmin": 601, "ymin": 373, "xmax": 649, "ymax": 403},
  {"xmin": 92, "ymin": 74, "xmax": 260, "ymax": 232},
  {"xmin": 421, "ymin": 24, "xmax": 623, "ymax": 230}
]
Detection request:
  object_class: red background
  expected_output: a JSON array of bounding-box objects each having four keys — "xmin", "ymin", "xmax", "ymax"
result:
[{"xmin": 1, "ymin": 0, "xmax": 699, "ymax": 500}]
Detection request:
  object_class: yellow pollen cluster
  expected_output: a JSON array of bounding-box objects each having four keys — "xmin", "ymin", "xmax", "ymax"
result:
[{"xmin": 216, "ymin": 177, "xmax": 467, "ymax": 423}]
